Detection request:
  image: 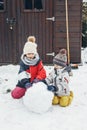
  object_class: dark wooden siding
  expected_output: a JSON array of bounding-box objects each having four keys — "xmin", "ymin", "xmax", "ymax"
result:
[
  {"xmin": 0, "ymin": 0, "xmax": 53, "ymax": 64},
  {"xmin": 54, "ymin": 0, "xmax": 82, "ymax": 63},
  {"xmin": 0, "ymin": 0, "xmax": 18, "ymax": 64},
  {"xmin": 0, "ymin": 0, "xmax": 82, "ymax": 64}
]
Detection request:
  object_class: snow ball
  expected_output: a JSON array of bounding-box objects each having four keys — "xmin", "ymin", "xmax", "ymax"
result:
[{"xmin": 23, "ymin": 82, "xmax": 53, "ymax": 114}]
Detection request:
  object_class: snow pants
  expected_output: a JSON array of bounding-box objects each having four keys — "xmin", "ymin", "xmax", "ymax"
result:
[{"xmin": 11, "ymin": 86, "xmax": 26, "ymax": 99}]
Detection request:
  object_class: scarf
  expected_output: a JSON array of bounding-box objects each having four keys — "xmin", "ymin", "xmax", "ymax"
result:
[{"xmin": 21, "ymin": 53, "xmax": 40, "ymax": 66}]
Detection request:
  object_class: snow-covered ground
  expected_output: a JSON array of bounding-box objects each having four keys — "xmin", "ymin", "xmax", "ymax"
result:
[
  {"xmin": 0, "ymin": 48, "xmax": 87, "ymax": 130},
  {"xmin": 83, "ymin": 0, "xmax": 87, "ymax": 2}
]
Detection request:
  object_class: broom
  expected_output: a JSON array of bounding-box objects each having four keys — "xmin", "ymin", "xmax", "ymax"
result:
[{"xmin": 65, "ymin": 0, "xmax": 78, "ymax": 69}]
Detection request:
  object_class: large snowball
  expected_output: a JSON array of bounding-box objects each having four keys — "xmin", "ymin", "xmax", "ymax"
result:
[{"xmin": 23, "ymin": 82, "xmax": 53, "ymax": 114}]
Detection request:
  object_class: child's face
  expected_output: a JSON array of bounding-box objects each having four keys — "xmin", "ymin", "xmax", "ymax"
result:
[
  {"xmin": 26, "ymin": 53, "xmax": 35, "ymax": 59},
  {"xmin": 54, "ymin": 64, "xmax": 63, "ymax": 69}
]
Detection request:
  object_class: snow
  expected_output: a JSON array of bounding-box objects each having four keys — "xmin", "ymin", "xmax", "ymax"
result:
[
  {"xmin": 83, "ymin": 0, "xmax": 87, "ymax": 2},
  {"xmin": 23, "ymin": 82, "xmax": 53, "ymax": 114},
  {"xmin": 0, "ymin": 48, "xmax": 87, "ymax": 130}
]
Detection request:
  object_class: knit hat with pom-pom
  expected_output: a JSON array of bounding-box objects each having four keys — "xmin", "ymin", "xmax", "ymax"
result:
[
  {"xmin": 53, "ymin": 49, "xmax": 67, "ymax": 67},
  {"xmin": 23, "ymin": 36, "xmax": 37, "ymax": 55}
]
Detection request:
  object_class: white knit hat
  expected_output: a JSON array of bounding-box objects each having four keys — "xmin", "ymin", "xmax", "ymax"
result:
[{"xmin": 23, "ymin": 41, "xmax": 37, "ymax": 55}]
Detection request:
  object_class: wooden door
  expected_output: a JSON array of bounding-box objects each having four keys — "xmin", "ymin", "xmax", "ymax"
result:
[
  {"xmin": 0, "ymin": 0, "xmax": 17, "ymax": 64},
  {"xmin": 0, "ymin": 0, "xmax": 54, "ymax": 64}
]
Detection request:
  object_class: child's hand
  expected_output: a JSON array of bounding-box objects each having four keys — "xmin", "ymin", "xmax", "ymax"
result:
[
  {"xmin": 33, "ymin": 78, "xmax": 39, "ymax": 83},
  {"xmin": 25, "ymin": 82, "xmax": 32, "ymax": 89},
  {"xmin": 47, "ymin": 85, "xmax": 58, "ymax": 92}
]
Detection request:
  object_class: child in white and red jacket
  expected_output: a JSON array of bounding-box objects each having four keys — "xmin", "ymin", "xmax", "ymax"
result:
[{"xmin": 11, "ymin": 36, "xmax": 46, "ymax": 99}]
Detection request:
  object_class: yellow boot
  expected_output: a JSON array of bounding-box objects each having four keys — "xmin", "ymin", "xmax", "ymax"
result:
[
  {"xmin": 68, "ymin": 96, "xmax": 73, "ymax": 105},
  {"xmin": 70, "ymin": 91, "xmax": 74, "ymax": 98},
  {"xmin": 59, "ymin": 96, "xmax": 69, "ymax": 107},
  {"xmin": 52, "ymin": 95, "xmax": 59, "ymax": 105},
  {"xmin": 68, "ymin": 91, "xmax": 74, "ymax": 105}
]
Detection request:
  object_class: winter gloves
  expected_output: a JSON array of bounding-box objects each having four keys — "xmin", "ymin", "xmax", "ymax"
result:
[
  {"xmin": 52, "ymin": 91, "xmax": 74, "ymax": 107},
  {"xmin": 25, "ymin": 82, "xmax": 32, "ymax": 89},
  {"xmin": 24, "ymin": 78, "xmax": 40, "ymax": 89},
  {"xmin": 25, "ymin": 78, "xmax": 40, "ymax": 88},
  {"xmin": 33, "ymin": 78, "xmax": 39, "ymax": 83},
  {"xmin": 41, "ymin": 80, "xmax": 58, "ymax": 92},
  {"xmin": 47, "ymin": 85, "xmax": 58, "ymax": 92},
  {"xmin": 17, "ymin": 78, "xmax": 40, "ymax": 89}
]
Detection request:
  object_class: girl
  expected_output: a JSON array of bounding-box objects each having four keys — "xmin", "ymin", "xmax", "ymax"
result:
[{"xmin": 11, "ymin": 36, "xmax": 46, "ymax": 99}]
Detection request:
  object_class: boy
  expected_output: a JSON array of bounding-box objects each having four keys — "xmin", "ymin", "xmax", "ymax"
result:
[{"xmin": 43, "ymin": 49, "xmax": 73, "ymax": 107}]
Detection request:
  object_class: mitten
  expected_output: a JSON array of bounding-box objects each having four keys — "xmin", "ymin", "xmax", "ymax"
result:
[
  {"xmin": 25, "ymin": 82, "xmax": 32, "ymax": 89},
  {"xmin": 47, "ymin": 85, "xmax": 58, "ymax": 92},
  {"xmin": 33, "ymin": 78, "xmax": 39, "ymax": 83}
]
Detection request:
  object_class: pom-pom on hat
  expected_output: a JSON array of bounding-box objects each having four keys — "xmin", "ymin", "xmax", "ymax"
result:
[
  {"xmin": 27, "ymin": 36, "xmax": 36, "ymax": 43},
  {"xmin": 53, "ymin": 49, "xmax": 67, "ymax": 67}
]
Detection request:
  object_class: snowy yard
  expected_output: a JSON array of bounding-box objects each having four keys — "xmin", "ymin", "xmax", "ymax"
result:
[{"xmin": 0, "ymin": 48, "xmax": 87, "ymax": 130}]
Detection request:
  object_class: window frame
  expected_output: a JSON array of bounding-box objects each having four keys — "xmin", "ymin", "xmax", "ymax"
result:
[
  {"xmin": 0, "ymin": 0, "xmax": 6, "ymax": 12},
  {"xmin": 23, "ymin": 0, "xmax": 45, "ymax": 12}
]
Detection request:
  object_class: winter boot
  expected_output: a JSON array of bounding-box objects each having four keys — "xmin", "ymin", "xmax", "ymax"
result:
[
  {"xmin": 70, "ymin": 91, "xmax": 74, "ymax": 97},
  {"xmin": 68, "ymin": 91, "xmax": 74, "ymax": 105},
  {"xmin": 52, "ymin": 95, "xmax": 60, "ymax": 105},
  {"xmin": 11, "ymin": 86, "xmax": 26, "ymax": 99},
  {"xmin": 59, "ymin": 96, "xmax": 69, "ymax": 107}
]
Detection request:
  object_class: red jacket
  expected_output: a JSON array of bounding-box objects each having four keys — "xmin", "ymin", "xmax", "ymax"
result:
[
  {"xmin": 17, "ymin": 59, "xmax": 46, "ymax": 88},
  {"xmin": 26, "ymin": 60, "xmax": 46, "ymax": 82}
]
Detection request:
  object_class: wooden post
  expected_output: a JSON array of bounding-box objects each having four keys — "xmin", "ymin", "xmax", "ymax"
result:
[{"xmin": 65, "ymin": 0, "xmax": 70, "ymax": 64}]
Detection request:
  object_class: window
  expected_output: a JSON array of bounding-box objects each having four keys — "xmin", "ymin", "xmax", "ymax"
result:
[
  {"xmin": 24, "ymin": 0, "xmax": 43, "ymax": 10},
  {"xmin": 0, "ymin": 0, "xmax": 4, "ymax": 10}
]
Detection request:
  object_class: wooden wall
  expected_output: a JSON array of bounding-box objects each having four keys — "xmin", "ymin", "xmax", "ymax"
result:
[
  {"xmin": 54, "ymin": 0, "xmax": 82, "ymax": 63},
  {"xmin": 0, "ymin": 0, "xmax": 82, "ymax": 64}
]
